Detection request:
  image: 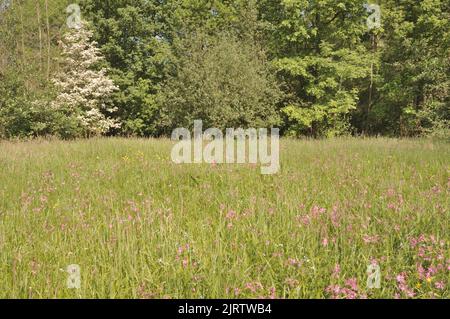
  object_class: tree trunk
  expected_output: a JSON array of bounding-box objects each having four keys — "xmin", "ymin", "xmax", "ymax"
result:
[
  {"xmin": 19, "ymin": 0, "xmax": 25, "ymax": 66},
  {"xmin": 36, "ymin": 0, "xmax": 43, "ymax": 72},
  {"xmin": 44, "ymin": 0, "xmax": 50, "ymax": 80},
  {"xmin": 365, "ymin": 33, "xmax": 378, "ymax": 135}
]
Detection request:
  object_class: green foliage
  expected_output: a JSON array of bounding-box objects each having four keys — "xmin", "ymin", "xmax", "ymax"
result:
[
  {"xmin": 261, "ymin": 0, "xmax": 371, "ymax": 137},
  {"xmin": 81, "ymin": 0, "xmax": 173, "ymax": 136},
  {"xmin": 0, "ymin": 0, "xmax": 72, "ymax": 138},
  {"xmin": 0, "ymin": 72, "xmax": 32, "ymax": 138},
  {"xmin": 158, "ymin": 33, "xmax": 282, "ymax": 132},
  {"xmin": 365, "ymin": 0, "xmax": 450, "ymax": 137},
  {"xmin": 0, "ymin": 1, "xmax": 449, "ymax": 139},
  {"xmin": 0, "ymin": 71, "xmax": 78, "ymax": 139}
]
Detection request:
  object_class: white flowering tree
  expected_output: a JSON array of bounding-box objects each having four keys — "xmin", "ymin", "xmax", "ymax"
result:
[{"xmin": 52, "ymin": 21, "xmax": 119, "ymax": 137}]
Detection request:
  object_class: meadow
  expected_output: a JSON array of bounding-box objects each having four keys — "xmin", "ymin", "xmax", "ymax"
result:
[{"xmin": 0, "ymin": 138, "xmax": 448, "ymax": 299}]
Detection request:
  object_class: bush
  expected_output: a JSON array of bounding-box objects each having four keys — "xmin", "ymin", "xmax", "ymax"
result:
[{"xmin": 158, "ymin": 33, "xmax": 282, "ymax": 133}]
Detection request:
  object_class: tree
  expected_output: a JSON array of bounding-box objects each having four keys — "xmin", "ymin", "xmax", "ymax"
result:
[
  {"xmin": 368, "ymin": 0, "xmax": 450, "ymax": 137},
  {"xmin": 81, "ymin": 0, "xmax": 173, "ymax": 136},
  {"xmin": 260, "ymin": 0, "xmax": 372, "ymax": 137},
  {"xmin": 1, "ymin": 0, "xmax": 448, "ymax": 139},
  {"xmin": 52, "ymin": 21, "xmax": 119, "ymax": 137},
  {"xmin": 158, "ymin": 32, "xmax": 282, "ymax": 133},
  {"xmin": 0, "ymin": 0, "xmax": 69, "ymax": 138}
]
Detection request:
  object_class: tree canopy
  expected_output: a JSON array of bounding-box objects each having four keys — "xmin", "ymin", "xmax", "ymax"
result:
[{"xmin": 0, "ymin": 0, "xmax": 448, "ymax": 138}]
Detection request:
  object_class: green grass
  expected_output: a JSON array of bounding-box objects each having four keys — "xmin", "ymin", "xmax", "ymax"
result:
[{"xmin": 0, "ymin": 138, "xmax": 448, "ymax": 298}]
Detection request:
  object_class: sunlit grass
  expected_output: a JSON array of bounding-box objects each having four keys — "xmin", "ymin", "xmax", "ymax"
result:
[{"xmin": 0, "ymin": 137, "xmax": 448, "ymax": 298}]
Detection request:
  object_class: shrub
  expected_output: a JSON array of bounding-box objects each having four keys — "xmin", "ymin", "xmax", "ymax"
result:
[{"xmin": 158, "ymin": 33, "xmax": 282, "ymax": 133}]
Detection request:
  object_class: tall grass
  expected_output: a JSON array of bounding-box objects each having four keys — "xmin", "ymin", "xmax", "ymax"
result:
[{"xmin": 0, "ymin": 138, "xmax": 448, "ymax": 298}]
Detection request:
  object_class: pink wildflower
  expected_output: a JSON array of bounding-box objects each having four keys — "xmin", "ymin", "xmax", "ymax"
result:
[
  {"xmin": 435, "ymin": 281, "xmax": 445, "ymax": 290},
  {"xmin": 345, "ymin": 278, "xmax": 358, "ymax": 291},
  {"xmin": 333, "ymin": 264, "xmax": 341, "ymax": 278}
]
